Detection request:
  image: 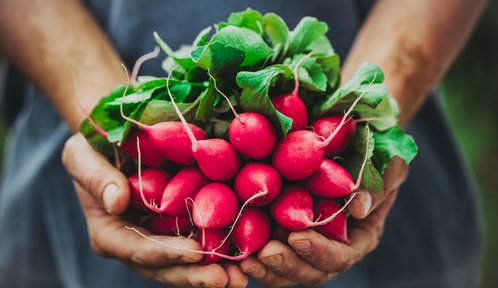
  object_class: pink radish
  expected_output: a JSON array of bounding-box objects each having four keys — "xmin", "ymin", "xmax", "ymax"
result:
[
  {"xmin": 271, "ymin": 54, "xmax": 311, "ymax": 132},
  {"xmin": 159, "ymin": 167, "xmax": 207, "ymax": 216},
  {"xmin": 119, "ymin": 66, "xmax": 206, "ymax": 165},
  {"xmin": 311, "ymin": 115, "xmax": 356, "ymax": 156},
  {"xmin": 121, "ymin": 129, "xmax": 167, "ymax": 167},
  {"xmin": 128, "ymin": 169, "xmax": 170, "ymax": 211},
  {"xmin": 272, "ymin": 93, "xmax": 366, "ymax": 181},
  {"xmin": 163, "ymin": 68, "xmax": 240, "ymax": 181},
  {"xmin": 230, "ymin": 208, "xmax": 271, "ymax": 260},
  {"xmin": 209, "ymin": 71, "xmax": 277, "ymax": 160},
  {"xmin": 234, "ymin": 162, "xmax": 281, "ymax": 207},
  {"xmin": 192, "ymin": 183, "xmax": 239, "ymax": 229},
  {"xmin": 313, "ymin": 199, "xmax": 349, "ymax": 244},
  {"xmin": 270, "ymin": 186, "xmax": 356, "ymax": 231},
  {"xmin": 134, "ymin": 138, "xmax": 207, "ymax": 216},
  {"xmin": 303, "ymin": 159, "xmax": 357, "ymax": 198},
  {"xmin": 198, "ymin": 229, "xmax": 235, "ymax": 264},
  {"xmin": 143, "ymin": 214, "xmax": 193, "ymax": 237},
  {"xmin": 126, "ymin": 207, "xmax": 270, "ymax": 262},
  {"xmin": 228, "ymin": 112, "xmax": 277, "ymax": 159}
]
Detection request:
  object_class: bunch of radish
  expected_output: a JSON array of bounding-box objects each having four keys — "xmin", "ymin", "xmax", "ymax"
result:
[
  {"xmin": 80, "ymin": 9, "xmax": 418, "ymax": 264},
  {"xmin": 116, "ymin": 64, "xmax": 367, "ymax": 263}
]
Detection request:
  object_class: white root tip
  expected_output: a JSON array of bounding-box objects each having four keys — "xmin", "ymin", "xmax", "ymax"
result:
[{"xmin": 131, "ymin": 46, "xmax": 161, "ymax": 83}]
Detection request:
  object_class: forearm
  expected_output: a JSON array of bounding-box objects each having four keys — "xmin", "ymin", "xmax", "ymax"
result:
[
  {"xmin": 343, "ymin": 0, "xmax": 487, "ymax": 126},
  {"xmin": 0, "ymin": 0, "xmax": 123, "ymax": 132}
]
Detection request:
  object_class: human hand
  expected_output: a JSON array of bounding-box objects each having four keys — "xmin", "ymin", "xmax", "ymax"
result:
[
  {"xmin": 241, "ymin": 158, "xmax": 409, "ymax": 287},
  {"xmin": 62, "ymin": 133, "xmax": 248, "ymax": 288}
]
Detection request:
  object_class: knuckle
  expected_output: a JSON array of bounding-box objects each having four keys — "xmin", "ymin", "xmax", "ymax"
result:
[
  {"xmin": 61, "ymin": 136, "xmax": 77, "ymax": 168},
  {"xmin": 81, "ymin": 169, "xmax": 103, "ymax": 201}
]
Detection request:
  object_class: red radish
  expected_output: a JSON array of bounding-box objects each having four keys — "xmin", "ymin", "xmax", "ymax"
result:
[
  {"xmin": 234, "ymin": 162, "xmax": 281, "ymax": 207},
  {"xmin": 143, "ymin": 214, "xmax": 193, "ymax": 237},
  {"xmin": 198, "ymin": 229, "xmax": 235, "ymax": 264},
  {"xmin": 311, "ymin": 115, "xmax": 356, "ymax": 156},
  {"xmin": 303, "ymin": 159, "xmax": 357, "ymax": 198},
  {"xmin": 126, "ymin": 208, "xmax": 270, "ymax": 262},
  {"xmin": 272, "ymin": 94, "xmax": 365, "ymax": 181},
  {"xmin": 231, "ymin": 208, "xmax": 271, "ymax": 259},
  {"xmin": 121, "ymin": 129, "xmax": 167, "ymax": 167},
  {"xmin": 119, "ymin": 66, "xmax": 206, "ymax": 165},
  {"xmin": 228, "ymin": 112, "xmax": 277, "ymax": 159},
  {"xmin": 270, "ymin": 186, "xmax": 313, "ymax": 230},
  {"xmin": 128, "ymin": 169, "xmax": 170, "ymax": 211},
  {"xmin": 271, "ymin": 54, "xmax": 311, "ymax": 132},
  {"xmin": 272, "ymin": 225, "xmax": 291, "ymax": 244},
  {"xmin": 209, "ymin": 71, "xmax": 277, "ymax": 160},
  {"xmin": 159, "ymin": 167, "xmax": 207, "ymax": 216},
  {"xmin": 165, "ymin": 68, "xmax": 240, "ymax": 181},
  {"xmin": 192, "ymin": 183, "xmax": 239, "ymax": 229},
  {"xmin": 314, "ymin": 199, "xmax": 349, "ymax": 244},
  {"xmin": 270, "ymin": 186, "xmax": 356, "ymax": 231}
]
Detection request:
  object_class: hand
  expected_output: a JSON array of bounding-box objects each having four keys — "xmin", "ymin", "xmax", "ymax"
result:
[
  {"xmin": 241, "ymin": 158, "xmax": 409, "ymax": 287},
  {"xmin": 62, "ymin": 134, "xmax": 248, "ymax": 288}
]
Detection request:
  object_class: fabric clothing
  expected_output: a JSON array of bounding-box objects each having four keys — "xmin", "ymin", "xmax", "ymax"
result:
[{"xmin": 0, "ymin": 1, "xmax": 481, "ymax": 287}]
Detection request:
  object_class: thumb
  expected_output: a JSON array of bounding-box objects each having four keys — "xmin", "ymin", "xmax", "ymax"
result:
[{"xmin": 62, "ymin": 133, "xmax": 130, "ymax": 214}]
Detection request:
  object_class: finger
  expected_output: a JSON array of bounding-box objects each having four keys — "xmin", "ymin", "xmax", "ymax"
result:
[
  {"xmin": 62, "ymin": 133, "xmax": 129, "ymax": 214},
  {"xmin": 257, "ymin": 240, "xmax": 330, "ymax": 286},
  {"xmin": 132, "ymin": 263, "xmax": 229, "ymax": 288},
  {"xmin": 76, "ymin": 183, "xmax": 203, "ymax": 267},
  {"xmin": 289, "ymin": 191, "xmax": 397, "ymax": 273},
  {"xmin": 349, "ymin": 158, "xmax": 409, "ymax": 219},
  {"xmin": 241, "ymin": 257, "xmax": 295, "ymax": 287},
  {"xmin": 222, "ymin": 262, "xmax": 249, "ymax": 288}
]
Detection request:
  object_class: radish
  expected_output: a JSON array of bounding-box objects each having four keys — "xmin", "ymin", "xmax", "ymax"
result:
[
  {"xmin": 271, "ymin": 55, "xmax": 310, "ymax": 132},
  {"xmin": 143, "ymin": 214, "xmax": 193, "ymax": 237},
  {"xmin": 119, "ymin": 66, "xmax": 206, "ymax": 165},
  {"xmin": 198, "ymin": 229, "xmax": 235, "ymax": 264},
  {"xmin": 158, "ymin": 167, "xmax": 208, "ymax": 216},
  {"xmin": 126, "ymin": 207, "xmax": 270, "ymax": 261},
  {"xmin": 128, "ymin": 169, "xmax": 170, "ymax": 211},
  {"xmin": 313, "ymin": 199, "xmax": 349, "ymax": 244},
  {"xmin": 230, "ymin": 208, "xmax": 271, "ymax": 260},
  {"xmin": 234, "ymin": 162, "xmax": 281, "ymax": 207},
  {"xmin": 208, "ymin": 71, "xmax": 277, "ymax": 160},
  {"xmin": 272, "ymin": 95, "xmax": 364, "ymax": 180},
  {"xmin": 303, "ymin": 159, "xmax": 358, "ymax": 198},
  {"xmin": 165, "ymin": 68, "xmax": 240, "ymax": 181},
  {"xmin": 228, "ymin": 112, "xmax": 277, "ymax": 160},
  {"xmin": 272, "ymin": 225, "xmax": 291, "ymax": 244},
  {"xmin": 192, "ymin": 183, "xmax": 239, "ymax": 229},
  {"xmin": 270, "ymin": 186, "xmax": 356, "ymax": 231},
  {"xmin": 121, "ymin": 129, "xmax": 167, "ymax": 167},
  {"xmin": 311, "ymin": 115, "xmax": 356, "ymax": 156}
]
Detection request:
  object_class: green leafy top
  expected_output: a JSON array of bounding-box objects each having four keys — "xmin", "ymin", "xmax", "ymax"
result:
[{"xmin": 80, "ymin": 8, "xmax": 417, "ymax": 192}]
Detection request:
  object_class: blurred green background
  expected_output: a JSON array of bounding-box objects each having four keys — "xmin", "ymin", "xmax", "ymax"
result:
[
  {"xmin": 440, "ymin": 2, "xmax": 498, "ymax": 287},
  {"xmin": 0, "ymin": 3, "xmax": 497, "ymax": 287}
]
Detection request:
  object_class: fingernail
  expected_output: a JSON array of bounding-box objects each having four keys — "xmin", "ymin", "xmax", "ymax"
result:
[
  {"xmin": 291, "ymin": 239, "xmax": 312, "ymax": 255},
  {"xmin": 103, "ymin": 184, "xmax": 119, "ymax": 213},
  {"xmin": 248, "ymin": 265, "xmax": 266, "ymax": 279},
  {"xmin": 261, "ymin": 254, "xmax": 283, "ymax": 268},
  {"xmin": 362, "ymin": 193, "xmax": 372, "ymax": 217}
]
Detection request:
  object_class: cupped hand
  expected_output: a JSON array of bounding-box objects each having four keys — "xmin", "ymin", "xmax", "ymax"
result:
[
  {"xmin": 62, "ymin": 133, "xmax": 248, "ymax": 288},
  {"xmin": 241, "ymin": 158, "xmax": 409, "ymax": 287}
]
